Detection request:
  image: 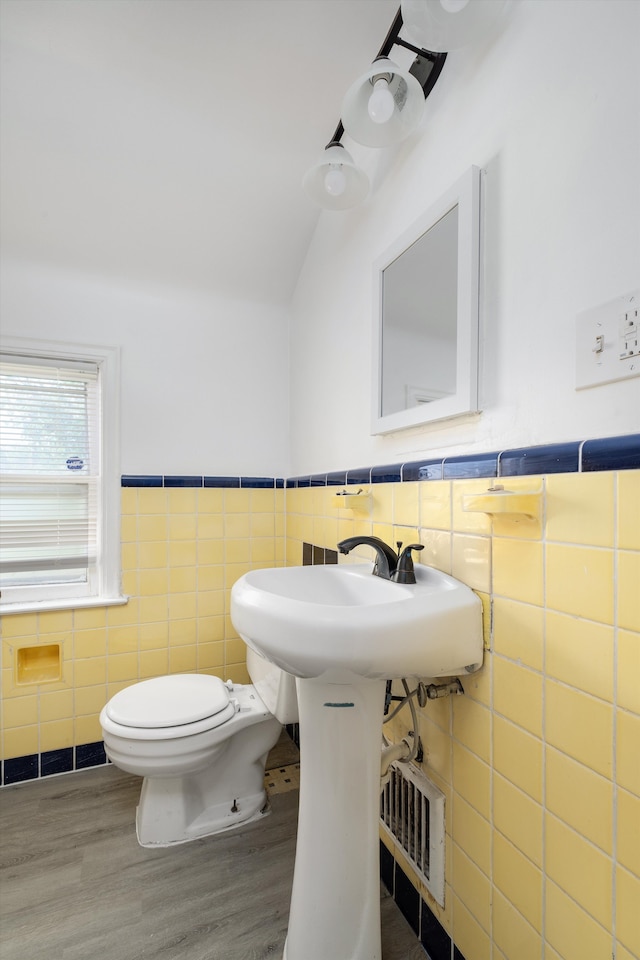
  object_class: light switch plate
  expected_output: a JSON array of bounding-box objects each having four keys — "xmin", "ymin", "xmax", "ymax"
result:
[{"xmin": 576, "ymin": 289, "xmax": 640, "ymax": 389}]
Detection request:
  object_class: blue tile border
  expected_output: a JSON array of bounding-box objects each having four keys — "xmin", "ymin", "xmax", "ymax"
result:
[
  {"xmin": 122, "ymin": 475, "xmax": 284, "ymax": 489},
  {"xmin": 326, "ymin": 470, "xmax": 347, "ymax": 486},
  {"xmin": 421, "ymin": 900, "xmax": 454, "ymax": 960},
  {"xmin": 499, "ymin": 442, "xmax": 581, "ymax": 477},
  {"xmin": 76, "ymin": 741, "xmax": 107, "ymax": 769},
  {"xmin": 1, "ymin": 742, "xmax": 108, "ymax": 787},
  {"xmin": 582, "ymin": 433, "xmax": 640, "ymax": 472},
  {"xmin": 41, "ymin": 747, "xmax": 74, "ymax": 778},
  {"xmin": 204, "ymin": 475, "xmax": 240, "ymax": 488},
  {"xmin": 163, "ymin": 475, "xmax": 203, "ymax": 487},
  {"xmin": 403, "ymin": 459, "xmax": 444, "ymax": 482},
  {"xmin": 346, "ymin": 466, "xmax": 372, "ymax": 485},
  {"xmin": 394, "ymin": 863, "xmax": 421, "ymax": 935},
  {"xmin": 240, "ymin": 476, "xmax": 278, "ymax": 488},
  {"xmin": 443, "ymin": 452, "xmax": 498, "ymax": 480},
  {"xmin": 121, "ymin": 475, "xmax": 163, "ymax": 487},
  {"xmin": 3, "ymin": 753, "xmax": 38, "ymax": 785},
  {"xmin": 380, "ymin": 840, "xmax": 395, "ymax": 891},
  {"xmin": 371, "ymin": 463, "xmax": 403, "ymax": 484},
  {"xmin": 380, "ymin": 845, "xmax": 462, "ymax": 960},
  {"xmin": 120, "ymin": 434, "xmax": 639, "ymax": 490}
]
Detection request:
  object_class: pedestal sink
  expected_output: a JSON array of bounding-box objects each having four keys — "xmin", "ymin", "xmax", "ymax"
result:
[{"xmin": 231, "ymin": 562, "xmax": 483, "ymax": 960}]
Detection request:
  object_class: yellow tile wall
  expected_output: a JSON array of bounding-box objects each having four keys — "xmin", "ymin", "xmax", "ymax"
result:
[
  {"xmin": 285, "ymin": 469, "xmax": 640, "ymax": 960},
  {"xmin": 1, "ymin": 467, "xmax": 638, "ymax": 960},
  {"xmin": 1, "ymin": 485, "xmax": 285, "ymax": 761}
]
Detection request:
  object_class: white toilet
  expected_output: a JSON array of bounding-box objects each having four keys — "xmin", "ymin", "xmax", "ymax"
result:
[{"xmin": 99, "ymin": 647, "xmax": 298, "ymax": 847}]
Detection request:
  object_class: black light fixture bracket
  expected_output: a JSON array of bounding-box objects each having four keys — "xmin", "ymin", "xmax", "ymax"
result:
[{"xmin": 327, "ymin": 6, "xmax": 447, "ymax": 147}]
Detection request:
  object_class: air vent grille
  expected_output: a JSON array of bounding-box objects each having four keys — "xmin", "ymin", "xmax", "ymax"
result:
[{"xmin": 380, "ymin": 761, "xmax": 446, "ymax": 906}]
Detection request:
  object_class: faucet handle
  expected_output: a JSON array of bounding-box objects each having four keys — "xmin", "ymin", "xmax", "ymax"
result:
[
  {"xmin": 400, "ymin": 543, "xmax": 423, "ymax": 555},
  {"xmin": 393, "ymin": 543, "xmax": 424, "ymax": 584}
]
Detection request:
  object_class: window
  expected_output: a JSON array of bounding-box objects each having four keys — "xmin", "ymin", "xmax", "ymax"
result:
[{"xmin": 0, "ymin": 338, "xmax": 123, "ymax": 612}]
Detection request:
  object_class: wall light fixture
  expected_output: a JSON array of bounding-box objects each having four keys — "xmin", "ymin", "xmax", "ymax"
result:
[
  {"xmin": 304, "ymin": 1, "xmax": 508, "ymax": 210},
  {"xmin": 302, "ymin": 142, "xmax": 370, "ymax": 211},
  {"xmin": 341, "ymin": 56, "xmax": 426, "ymax": 148}
]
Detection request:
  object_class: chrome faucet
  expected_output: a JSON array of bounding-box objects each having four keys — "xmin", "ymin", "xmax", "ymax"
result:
[{"xmin": 337, "ymin": 536, "xmax": 424, "ymax": 584}]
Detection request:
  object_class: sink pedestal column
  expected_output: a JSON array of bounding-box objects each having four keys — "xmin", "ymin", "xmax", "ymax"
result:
[{"xmin": 283, "ymin": 675, "xmax": 387, "ymax": 960}]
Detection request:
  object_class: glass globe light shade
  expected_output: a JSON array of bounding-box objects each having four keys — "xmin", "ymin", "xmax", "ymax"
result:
[
  {"xmin": 400, "ymin": 0, "xmax": 508, "ymax": 52},
  {"xmin": 324, "ymin": 165, "xmax": 347, "ymax": 197},
  {"xmin": 341, "ymin": 58, "xmax": 425, "ymax": 148},
  {"xmin": 303, "ymin": 143, "xmax": 369, "ymax": 210}
]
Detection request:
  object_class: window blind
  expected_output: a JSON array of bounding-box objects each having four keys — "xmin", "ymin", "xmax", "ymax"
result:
[{"xmin": 0, "ymin": 357, "xmax": 100, "ymax": 592}]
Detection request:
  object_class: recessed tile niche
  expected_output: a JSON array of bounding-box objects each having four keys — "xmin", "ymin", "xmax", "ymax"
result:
[{"xmin": 16, "ymin": 644, "xmax": 62, "ymax": 685}]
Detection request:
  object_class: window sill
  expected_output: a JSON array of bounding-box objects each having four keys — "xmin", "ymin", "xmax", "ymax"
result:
[{"xmin": 0, "ymin": 595, "xmax": 129, "ymax": 616}]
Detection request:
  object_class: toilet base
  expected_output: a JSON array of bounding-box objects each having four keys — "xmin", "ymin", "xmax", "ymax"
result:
[
  {"xmin": 136, "ymin": 785, "xmax": 271, "ymax": 847},
  {"xmin": 133, "ymin": 713, "xmax": 283, "ymax": 847}
]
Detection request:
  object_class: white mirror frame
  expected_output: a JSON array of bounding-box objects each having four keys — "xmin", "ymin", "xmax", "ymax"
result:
[{"xmin": 371, "ymin": 165, "xmax": 481, "ymax": 435}]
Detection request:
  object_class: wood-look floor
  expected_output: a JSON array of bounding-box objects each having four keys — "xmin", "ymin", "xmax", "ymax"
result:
[{"xmin": 0, "ymin": 743, "xmax": 425, "ymax": 960}]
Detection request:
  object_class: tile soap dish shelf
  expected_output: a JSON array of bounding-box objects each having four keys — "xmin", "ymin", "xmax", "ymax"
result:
[
  {"xmin": 333, "ymin": 488, "xmax": 372, "ymax": 512},
  {"xmin": 462, "ymin": 484, "xmax": 542, "ymax": 521}
]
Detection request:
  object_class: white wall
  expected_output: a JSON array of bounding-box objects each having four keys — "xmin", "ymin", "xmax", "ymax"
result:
[
  {"xmin": 289, "ymin": 0, "xmax": 640, "ymax": 476},
  {"xmin": 0, "ymin": 259, "xmax": 290, "ymax": 477}
]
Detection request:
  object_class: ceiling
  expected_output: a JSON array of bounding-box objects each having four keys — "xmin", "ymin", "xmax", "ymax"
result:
[{"xmin": 0, "ymin": 0, "xmax": 400, "ymax": 305}]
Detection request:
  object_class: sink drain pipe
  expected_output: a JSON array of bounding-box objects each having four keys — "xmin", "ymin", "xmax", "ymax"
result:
[{"xmin": 380, "ymin": 677, "xmax": 466, "ymax": 781}]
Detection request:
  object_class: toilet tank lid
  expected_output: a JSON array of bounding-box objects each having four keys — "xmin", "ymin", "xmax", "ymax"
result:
[{"xmin": 106, "ymin": 674, "xmax": 231, "ymax": 728}]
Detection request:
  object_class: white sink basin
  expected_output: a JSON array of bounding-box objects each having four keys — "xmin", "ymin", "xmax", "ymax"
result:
[{"xmin": 231, "ymin": 562, "xmax": 483, "ymax": 681}]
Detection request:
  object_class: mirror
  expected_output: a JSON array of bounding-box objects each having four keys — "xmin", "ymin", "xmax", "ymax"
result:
[{"xmin": 371, "ymin": 166, "xmax": 481, "ymax": 434}]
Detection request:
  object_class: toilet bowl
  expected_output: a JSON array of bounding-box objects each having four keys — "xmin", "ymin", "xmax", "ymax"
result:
[{"xmin": 99, "ymin": 647, "xmax": 298, "ymax": 847}]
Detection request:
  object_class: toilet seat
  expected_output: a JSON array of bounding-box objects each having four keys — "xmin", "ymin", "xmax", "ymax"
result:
[{"xmin": 103, "ymin": 674, "xmax": 238, "ymax": 739}]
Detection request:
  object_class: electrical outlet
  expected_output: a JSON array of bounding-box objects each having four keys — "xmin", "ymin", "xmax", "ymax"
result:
[{"xmin": 576, "ymin": 289, "xmax": 640, "ymax": 389}]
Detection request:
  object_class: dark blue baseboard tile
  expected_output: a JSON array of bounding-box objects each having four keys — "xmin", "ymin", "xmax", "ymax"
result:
[
  {"xmin": 122, "ymin": 433, "xmax": 639, "ymax": 491},
  {"xmin": 3, "ymin": 753, "xmax": 38, "ymax": 785},
  {"xmin": 380, "ymin": 840, "xmax": 395, "ymax": 892},
  {"xmin": 421, "ymin": 900, "xmax": 455, "ymax": 960},
  {"xmin": 394, "ymin": 861, "xmax": 421, "ymax": 935},
  {"xmin": 76, "ymin": 741, "xmax": 107, "ymax": 769},
  {"xmin": 382, "ymin": 850, "xmax": 467, "ymax": 960},
  {"xmin": 41, "ymin": 747, "xmax": 74, "ymax": 777},
  {"xmin": 1, "ymin": 742, "xmax": 108, "ymax": 787}
]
